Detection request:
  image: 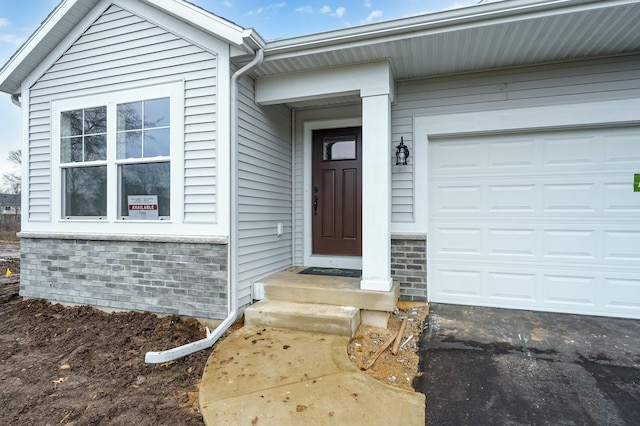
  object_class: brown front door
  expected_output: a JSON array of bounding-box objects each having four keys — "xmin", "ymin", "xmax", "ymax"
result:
[{"xmin": 312, "ymin": 127, "xmax": 362, "ymax": 256}]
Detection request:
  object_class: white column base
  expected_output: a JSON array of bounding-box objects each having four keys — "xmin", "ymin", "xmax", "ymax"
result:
[{"xmin": 360, "ymin": 278, "xmax": 393, "ymax": 292}]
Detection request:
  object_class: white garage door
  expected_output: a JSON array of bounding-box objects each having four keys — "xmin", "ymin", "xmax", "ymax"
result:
[{"xmin": 428, "ymin": 126, "xmax": 640, "ymax": 318}]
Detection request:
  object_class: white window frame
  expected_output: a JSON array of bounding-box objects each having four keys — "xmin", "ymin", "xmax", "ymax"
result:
[{"xmin": 51, "ymin": 81, "xmax": 184, "ymax": 226}]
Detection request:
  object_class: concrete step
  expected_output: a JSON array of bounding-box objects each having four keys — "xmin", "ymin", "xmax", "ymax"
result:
[
  {"xmin": 244, "ymin": 299, "xmax": 361, "ymax": 338},
  {"xmin": 254, "ymin": 269, "xmax": 399, "ymax": 312}
]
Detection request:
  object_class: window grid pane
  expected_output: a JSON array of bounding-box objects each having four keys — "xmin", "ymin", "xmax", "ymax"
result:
[
  {"xmin": 119, "ymin": 162, "xmax": 170, "ymax": 218},
  {"xmin": 60, "ymin": 107, "xmax": 107, "ymax": 163},
  {"xmin": 117, "ymin": 98, "xmax": 170, "ymax": 160},
  {"xmin": 63, "ymin": 166, "xmax": 107, "ymax": 218}
]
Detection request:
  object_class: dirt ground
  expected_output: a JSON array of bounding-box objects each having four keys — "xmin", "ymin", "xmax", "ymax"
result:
[
  {"xmin": 348, "ymin": 304, "xmax": 428, "ymax": 392},
  {"xmin": 0, "ymin": 243, "xmax": 426, "ymax": 424}
]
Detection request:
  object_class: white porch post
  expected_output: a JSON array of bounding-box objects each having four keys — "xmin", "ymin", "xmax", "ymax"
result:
[{"xmin": 360, "ymin": 93, "xmax": 392, "ymax": 292}]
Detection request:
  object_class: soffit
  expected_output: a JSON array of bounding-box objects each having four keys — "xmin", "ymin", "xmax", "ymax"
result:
[
  {"xmin": 0, "ymin": 0, "xmax": 100, "ymax": 94},
  {"xmin": 254, "ymin": 0, "xmax": 640, "ymax": 81}
]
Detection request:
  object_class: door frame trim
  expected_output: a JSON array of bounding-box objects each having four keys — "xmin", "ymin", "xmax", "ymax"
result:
[{"xmin": 303, "ymin": 117, "xmax": 362, "ymax": 269}]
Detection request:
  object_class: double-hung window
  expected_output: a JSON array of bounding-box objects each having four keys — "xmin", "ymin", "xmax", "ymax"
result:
[
  {"xmin": 116, "ymin": 98, "xmax": 171, "ymax": 218},
  {"xmin": 54, "ymin": 82, "xmax": 182, "ymax": 222},
  {"xmin": 60, "ymin": 106, "xmax": 108, "ymax": 218}
]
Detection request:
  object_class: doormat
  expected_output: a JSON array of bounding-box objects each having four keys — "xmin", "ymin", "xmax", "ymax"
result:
[{"xmin": 298, "ymin": 267, "xmax": 362, "ymax": 278}]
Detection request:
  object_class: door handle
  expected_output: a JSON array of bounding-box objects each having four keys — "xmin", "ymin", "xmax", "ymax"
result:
[{"xmin": 313, "ymin": 186, "xmax": 319, "ymax": 216}]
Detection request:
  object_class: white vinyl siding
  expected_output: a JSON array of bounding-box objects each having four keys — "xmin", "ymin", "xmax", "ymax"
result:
[
  {"xmin": 236, "ymin": 73, "xmax": 292, "ymax": 308},
  {"xmin": 27, "ymin": 4, "xmax": 219, "ymax": 223},
  {"xmin": 391, "ymin": 54, "xmax": 640, "ymax": 224}
]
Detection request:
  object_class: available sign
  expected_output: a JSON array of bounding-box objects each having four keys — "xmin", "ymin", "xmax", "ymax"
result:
[
  {"xmin": 128, "ymin": 195, "xmax": 159, "ymax": 220},
  {"xmin": 635, "ymin": 174, "xmax": 640, "ymax": 193}
]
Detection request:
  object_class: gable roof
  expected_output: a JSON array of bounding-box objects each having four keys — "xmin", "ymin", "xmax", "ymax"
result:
[
  {"xmin": 1, "ymin": 0, "xmax": 639, "ymax": 96},
  {"xmin": 0, "ymin": 0, "xmax": 263, "ymax": 95}
]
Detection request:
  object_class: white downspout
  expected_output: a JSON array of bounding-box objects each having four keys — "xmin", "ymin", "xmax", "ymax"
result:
[{"xmin": 145, "ymin": 48, "xmax": 265, "ymax": 363}]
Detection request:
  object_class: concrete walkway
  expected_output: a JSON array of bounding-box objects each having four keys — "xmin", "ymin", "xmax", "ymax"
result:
[{"xmin": 200, "ymin": 326, "xmax": 425, "ymax": 425}]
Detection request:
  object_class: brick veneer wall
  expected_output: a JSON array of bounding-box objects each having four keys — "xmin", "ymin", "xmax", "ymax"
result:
[
  {"xmin": 19, "ymin": 235, "xmax": 228, "ymax": 319},
  {"xmin": 391, "ymin": 235, "xmax": 427, "ymax": 302}
]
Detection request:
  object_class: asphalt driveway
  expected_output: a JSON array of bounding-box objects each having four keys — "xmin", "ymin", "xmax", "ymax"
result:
[{"xmin": 414, "ymin": 303, "xmax": 640, "ymax": 425}]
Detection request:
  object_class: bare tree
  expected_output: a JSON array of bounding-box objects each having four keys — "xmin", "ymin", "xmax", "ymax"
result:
[
  {"xmin": 1, "ymin": 149, "xmax": 21, "ymax": 229},
  {"xmin": 2, "ymin": 149, "xmax": 21, "ymax": 195}
]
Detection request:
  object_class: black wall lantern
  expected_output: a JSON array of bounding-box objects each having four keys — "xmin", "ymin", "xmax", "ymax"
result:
[{"xmin": 395, "ymin": 137, "xmax": 410, "ymax": 165}]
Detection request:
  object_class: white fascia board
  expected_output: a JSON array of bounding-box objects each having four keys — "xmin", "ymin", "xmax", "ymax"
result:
[
  {"xmin": 115, "ymin": 0, "xmax": 234, "ymax": 57},
  {"xmin": 256, "ymin": 61, "xmax": 394, "ymax": 105},
  {"xmin": 0, "ymin": 0, "xmax": 99, "ymax": 94},
  {"xmin": 21, "ymin": 0, "xmax": 111, "ymax": 91},
  {"xmin": 22, "ymin": 0, "xmax": 234, "ymax": 91},
  {"xmin": 1, "ymin": 0, "xmax": 257, "ymax": 95},
  {"xmin": 135, "ymin": 0, "xmax": 250, "ymax": 49}
]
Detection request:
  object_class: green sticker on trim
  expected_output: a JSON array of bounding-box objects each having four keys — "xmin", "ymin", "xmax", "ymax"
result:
[{"xmin": 635, "ymin": 174, "xmax": 640, "ymax": 193}]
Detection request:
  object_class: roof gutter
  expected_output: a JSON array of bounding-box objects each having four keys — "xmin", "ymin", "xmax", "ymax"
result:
[
  {"xmin": 145, "ymin": 48, "xmax": 264, "ymax": 364},
  {"xmin": 10, "ymin": 93, "xmax": 21, "ymax": 107},
  {"xmin": 263, "ymin": 0, "xmax": 624, "ymax": 58}
]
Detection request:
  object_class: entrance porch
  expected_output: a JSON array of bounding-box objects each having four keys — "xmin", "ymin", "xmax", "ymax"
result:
[
  {"xmin": 246, "ymin": 267, "xmax": 400, "ymax": 336},
  {"xmin": 256, "ymin": 61, "xmax": 396, "ymax": 293}
]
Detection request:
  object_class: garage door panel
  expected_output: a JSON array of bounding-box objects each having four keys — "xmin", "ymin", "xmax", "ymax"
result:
[
  {"xmin": 432, "ymin": 267, "xmax": 483, "ymax": 298},
  {"xmin": 432, "ymin": 227, "xmax": 482, "ymax": 255},
  {"xmin": 431, "ymin": 263, "xmax": 640, "ymax": 316},
  {"xmin": 487, "ymin": 271, "xmax": 536, "ymax": 302},
  {"xmin": 543, "ymin": 182, "xmax": 598, "ymax": 213},
  {"xmin": 542, "ymin": 134, "xmax": 598, "ymax": 167},
  {"xmin": 604, "ymin": 276, "xmax": 640, "ymax": 311},
  {"xmin": 543, "ymin": 229, "xmax": 596, "ymax": 260},
  {"xmin": 433, "ymin": 129, "xmax": 640, "ymax": 176},
  {"xmin": 429, "ymin": 140, "xmax": 484, "ymax": 172},
  {"xmin": 432, "ymin": 184, "xmax": 482, "ymax": 213},
  {"xmin": 603, "ymin": 230, "xmax": 640, "ymax": 261},
  {"xmin": 541, "ymin": 274, "xmax": 597, "ymax": 306},
  {"xmin": 432, "ymin": 177, "xmax": 634, "ymax": 218},
  {"xmin": 488, "ymin": 138, "xmax": 538, "ymax": 169},
  {"xmin": 604, "ymin": 182, "xmax": 640, "ymax": 213},
  {"xmin": 428, "ymin": 126, "xmax": 640, "ymax": 318},
  {"xmin": 604, "ymin": 131, "xmax": 640, "ymax": 165},
  {"xmin": 488, "ymin": 228, "xmax": 536, "ymax": 257},
  {"xmin": 488, "ymin": 184, "xmax": 537, "ymax": 213},
  {"xmin": 432, "ymin": 222, "xmax": 640, "ymax": 267}
]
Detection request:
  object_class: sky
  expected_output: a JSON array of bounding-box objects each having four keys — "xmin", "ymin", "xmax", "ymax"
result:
[{"xmin": 0, "ymin": 0, "xmax": 496, "ymax": 186}]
